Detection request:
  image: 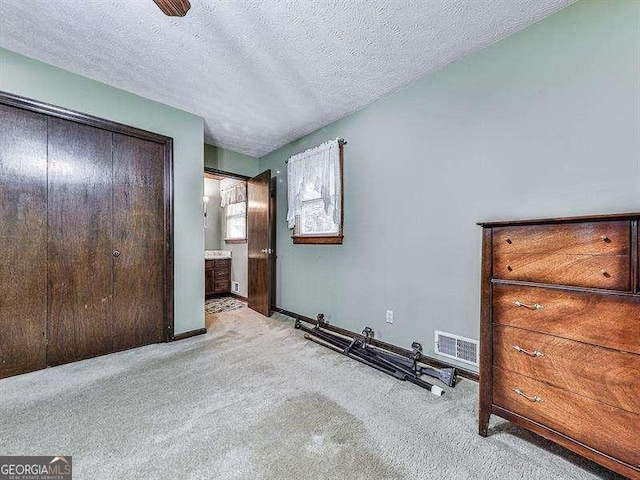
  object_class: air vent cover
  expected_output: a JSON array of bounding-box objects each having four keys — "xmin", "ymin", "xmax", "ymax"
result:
[{"xmin": 435, "ymin": 330, "xmax": 479, "ymax": 367}]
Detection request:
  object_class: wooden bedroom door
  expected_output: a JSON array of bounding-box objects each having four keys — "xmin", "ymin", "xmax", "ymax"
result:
[
  {"xmin": 247, "ymin": 170, "xmax": 273, "ymax": 316},
  {"xmin": 0, "ymin": 104, "xmax": 48, "ymax": 378}
]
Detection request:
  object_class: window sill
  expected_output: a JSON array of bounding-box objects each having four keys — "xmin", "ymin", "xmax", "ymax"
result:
[
  {"xmin": 292, "ymin": 235, "xmax": 343, "ymax": 245},
  {"xmin": 224, "ymin": 238, "xmax": 247, "ymax": 244}
]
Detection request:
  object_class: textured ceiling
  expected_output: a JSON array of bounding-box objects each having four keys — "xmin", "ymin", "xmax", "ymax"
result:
[{"xmin": 0, "ymin": 0, "xmax": 573, "ymax": 157}]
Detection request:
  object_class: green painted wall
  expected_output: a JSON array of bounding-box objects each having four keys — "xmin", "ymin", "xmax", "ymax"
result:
[
  {"xmin": 259, "ymin": 0, "xmax": 640, "ymax": 370},
  {"xmin": 204, "ymin": 143, "xmax": 259, "ymax": 177},
  {"xmin": 0, "ymin": 47, "xmax": 206, "ymax": 335}
]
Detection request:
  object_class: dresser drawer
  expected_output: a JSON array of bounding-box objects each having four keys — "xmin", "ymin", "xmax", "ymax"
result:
[
  {"xmin": 493, "ymin": 221, "xmax": 630, "ymax": 256},
  {"xmin": 493, "ymin": 367, "xmax": 640, "ymax": 467},
  {"xmin": 493, "ymin": 284, "xmax": 640, "ymax": 354},
  {"xmin": 493, "ymin": 252, "xmax": 630, "ymax": 290},
  {"xmin": 493, "ymin": 324, "xmax": 640, "ymax": 414}
]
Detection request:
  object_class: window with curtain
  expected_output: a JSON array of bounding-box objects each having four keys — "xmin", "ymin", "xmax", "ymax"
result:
[
  {"xmin": 287, "ymin": 138, "xmax": 344, "ymax": 244},
  {"xmin": 221, "ymin": 181, "xmax": 247, "ymax": 242}
]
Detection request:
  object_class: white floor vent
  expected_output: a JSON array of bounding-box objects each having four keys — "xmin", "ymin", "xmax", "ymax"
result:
[{"xmin": 435, "ymin": 331, "xmax": 479, "ymax": 367}]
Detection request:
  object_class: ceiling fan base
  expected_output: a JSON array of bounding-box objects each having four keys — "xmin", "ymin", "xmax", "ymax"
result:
[{"xmin": 153, "ymin": 0, "xmax": 191, "ymax": 17}]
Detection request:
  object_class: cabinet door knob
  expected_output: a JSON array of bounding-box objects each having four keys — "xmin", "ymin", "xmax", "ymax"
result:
[{"xmin": 113, "ymin": 250, "xmax": 121, "ymax": 257}]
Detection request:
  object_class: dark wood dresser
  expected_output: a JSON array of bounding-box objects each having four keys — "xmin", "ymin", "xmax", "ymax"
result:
[
  {"xmin": 205, "ymin": 258, "xmax": 231, "ymax": 297},
  {"xmin": 478, "ymin": 213, "xmax": 640, "ymax": 479}
]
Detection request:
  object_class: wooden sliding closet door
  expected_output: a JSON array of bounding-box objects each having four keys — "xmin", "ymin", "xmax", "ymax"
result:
[
  {"xmin": 0, "ymin": 92, "xmax": 172, "ymax": 379},
  {"xmin": 46, "ymin": 118, "xmax": 114, "ymax": 366},
  {"xmin": 0, "ymin": 105, "xmax": 48, "ymax": 378},
  {"xmin": 112, "ymin": 134, "xmax": 165, "ymax": 351}
]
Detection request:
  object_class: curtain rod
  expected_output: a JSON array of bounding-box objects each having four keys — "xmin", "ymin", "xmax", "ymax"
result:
[{"xmin": 285, "ymin": 138, "xmax": 347, "ymax": 164}]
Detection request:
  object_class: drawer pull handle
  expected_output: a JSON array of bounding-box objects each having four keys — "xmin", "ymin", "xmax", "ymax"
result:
[
  {"xmin": 601, "ymin": 269, "xmax": 611, "ymax": 278},
  {"xmin": 512, "ymin": 345, "xmax": 544, "ymax": 357},
  {"xmin": 512, "ymin": 300, "xmax": 544, "ymax": 310},
  {"xmin": 600, "ymin": 235, "xmax": 611, "ymax": 243},
  {"xmin": 504, "ymin": 237, "xmax": 512, "ymax": 244},
  {"xmin": 514, "ymin": 388, "xmax": 544, "ymax": 403}
]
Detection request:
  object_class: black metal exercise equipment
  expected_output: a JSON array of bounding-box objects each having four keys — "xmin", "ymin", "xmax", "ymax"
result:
[{"xmin": 295, "ymin": 315, "xmax": 458, "ymax": 396}]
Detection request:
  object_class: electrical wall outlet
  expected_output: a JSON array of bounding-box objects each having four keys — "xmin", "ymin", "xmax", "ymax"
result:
[
  {"xmin": 232, "ymin": 281, "xmax": 240, "ymax": 293},
  {"xmin": 386, "ymin": 310, "xmax": 394, "ymax": 324}
]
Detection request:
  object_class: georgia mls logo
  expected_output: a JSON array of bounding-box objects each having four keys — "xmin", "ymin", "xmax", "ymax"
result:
[
  {"xmin": 0, "ymin": 456, "xmax": 72, "ymax": 480},
  {"xmin": 49, "ymin": 457, "xmax": 71, "ymax": 472}
]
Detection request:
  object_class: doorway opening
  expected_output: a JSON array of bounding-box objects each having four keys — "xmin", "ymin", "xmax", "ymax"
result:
[{"xmin": 203, "ymin": 167, "xmax": 274, "ymax": 327}]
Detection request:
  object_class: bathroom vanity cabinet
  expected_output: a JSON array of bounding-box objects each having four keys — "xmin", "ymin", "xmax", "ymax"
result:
[{"xmin": 205, "ymin": 258, "xmax": 231, "ymax": 297}]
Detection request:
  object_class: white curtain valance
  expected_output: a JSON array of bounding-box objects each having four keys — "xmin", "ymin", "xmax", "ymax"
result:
[
  {"xmin": 286, "ymin": 138, "xmax": 341, "ymax": 230},
  {"xmin": 220, "ymin": 182, "xmax": 247, "ymax": 207}
]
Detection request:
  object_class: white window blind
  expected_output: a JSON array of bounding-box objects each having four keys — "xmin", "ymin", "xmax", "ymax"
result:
[{"xmin": 287, "ymin": 139, "xmax": 341, "ymax": 236}]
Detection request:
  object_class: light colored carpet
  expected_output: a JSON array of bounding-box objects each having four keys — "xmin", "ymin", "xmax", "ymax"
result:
[{"xmin": 0, "ymin": 307, "xmax": 622, "ymax": 480}]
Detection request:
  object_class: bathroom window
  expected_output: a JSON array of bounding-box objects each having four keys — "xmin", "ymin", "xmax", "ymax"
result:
[{"xmin": 225, "ymin": 201, "xmax": 247, "ymax": 243}]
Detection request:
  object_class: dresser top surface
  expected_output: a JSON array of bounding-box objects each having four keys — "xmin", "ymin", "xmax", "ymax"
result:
[{"xmin": 477, "ymin": 212, "xmax": 640, "ymax": 228}]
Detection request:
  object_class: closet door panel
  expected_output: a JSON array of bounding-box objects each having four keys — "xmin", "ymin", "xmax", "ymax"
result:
[
  {"xmin": 112, "ymin": 133, "xmax": 165, "ymax": 350},
  {"xmin": 47, "ymin": 119, "xmax": 113, "ymax": 365},
  {"xmin": 0, "ymin": 105, "xmax": 48, "ymax": 378}
]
